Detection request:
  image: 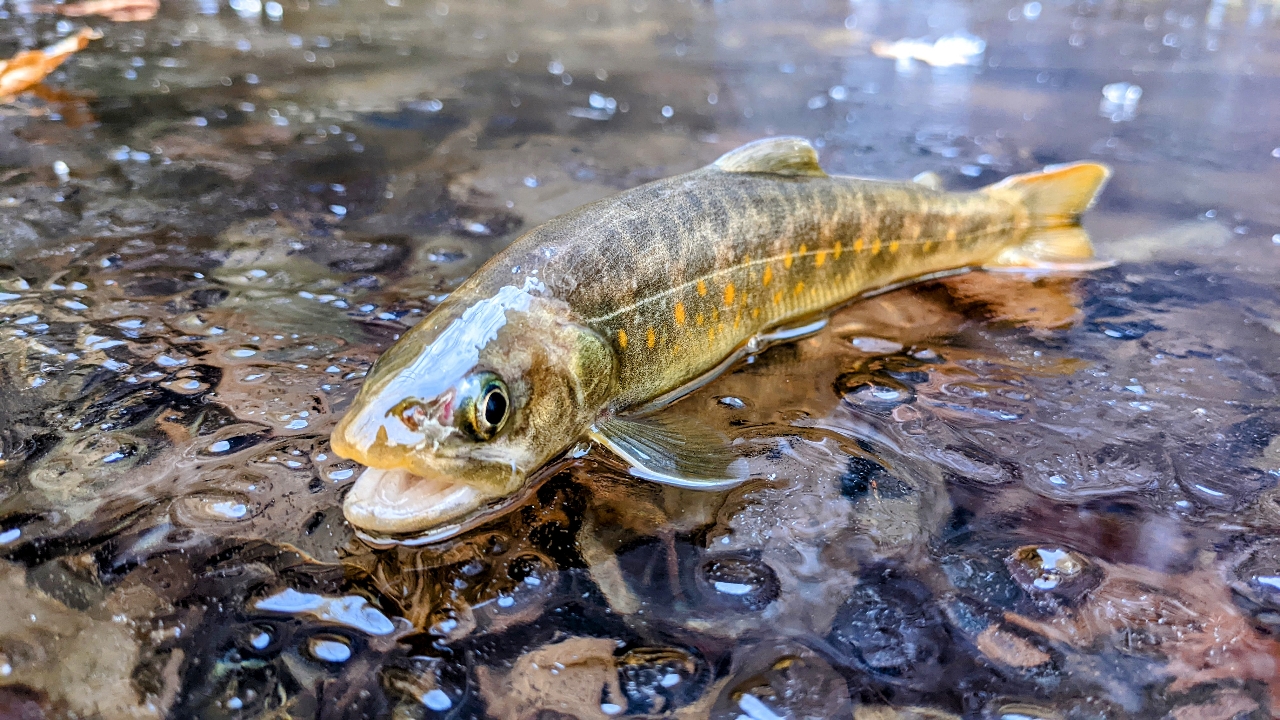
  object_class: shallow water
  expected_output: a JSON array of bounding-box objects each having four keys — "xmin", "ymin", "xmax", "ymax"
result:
[{"xmin": 1, "ymin": 0, "xmax": 1280, "ymax": 717}]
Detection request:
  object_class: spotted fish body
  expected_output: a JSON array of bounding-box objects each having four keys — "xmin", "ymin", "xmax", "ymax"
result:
[
  {"xmin": 332, "ymin": 137, "xmax": 1111, "ymax": 542},
  {"xmin": 507, "ymin": 170, "xmax": 1031, "ymax": 408}
]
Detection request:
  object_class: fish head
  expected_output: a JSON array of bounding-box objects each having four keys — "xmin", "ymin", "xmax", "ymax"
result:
[{"xmin": 331, "ymin": 281, "xmax": 616, "ymax": 541}]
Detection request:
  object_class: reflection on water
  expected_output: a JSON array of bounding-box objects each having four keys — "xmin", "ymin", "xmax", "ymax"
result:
[{"xmin": 1, "ymin": 0, "xmax": 1280, "ymax": 717}]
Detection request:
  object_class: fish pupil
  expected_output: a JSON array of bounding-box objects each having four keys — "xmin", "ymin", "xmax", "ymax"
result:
[{"xmin": 484, "ymin": 388, "xmax": 507, "ymax": 427}]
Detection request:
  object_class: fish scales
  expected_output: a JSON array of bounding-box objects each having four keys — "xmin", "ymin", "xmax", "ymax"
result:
[
  {"xmin": 456, "ymin": 169, "xmax": 1024, "ymax": 409},
  {"xmin": 330, "ymin": 137, "xmax": 1111, "ymax": 541}
]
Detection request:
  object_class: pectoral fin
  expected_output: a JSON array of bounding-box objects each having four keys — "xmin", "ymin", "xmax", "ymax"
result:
[{"xmin": 590, "ymin": 414, "xmax": 750, "ymax": 489}]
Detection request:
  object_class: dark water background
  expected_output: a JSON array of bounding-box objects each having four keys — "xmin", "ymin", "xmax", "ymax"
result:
[{"xmin": 2, "ymin": 0, "xmax": 1280, "ymax": 717}]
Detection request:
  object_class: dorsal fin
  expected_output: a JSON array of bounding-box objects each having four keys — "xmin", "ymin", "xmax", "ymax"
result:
[{"xmin": 713, "ymin": 137, "xmax": 827, "ymax": 178}]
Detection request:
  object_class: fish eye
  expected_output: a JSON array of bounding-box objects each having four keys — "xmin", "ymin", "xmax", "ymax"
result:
[{"xmin": 465, "ymin": 373, "xmax": 509, "ymax": 441}]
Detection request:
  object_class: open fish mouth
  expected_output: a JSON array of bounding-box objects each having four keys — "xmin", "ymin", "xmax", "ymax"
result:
[
  {"xmin": 342, "ymin": 467, "xmax": 496, "ymax": 537},
  {"xmin": 341, "ymin": 467, "xmax": 539, "ymax": 546}
]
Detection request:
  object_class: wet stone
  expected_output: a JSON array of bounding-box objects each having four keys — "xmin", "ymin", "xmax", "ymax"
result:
[
  {"xmin": 305, "ymin": 634, "xmax": 353, "ymax": 663},
  {"xmin": 841, "ymin": 455, "xmax": 915, "ymax": 500},
  {"xmin": 1005, "ymin": 546, "xmax": 1101, "ymax": 605},
  {"xmin": 615, "ymin": 646, "xmax": 708, "ymax": 714},
  {"xmin": 940, "ymin": 550, "xmax": 1028, "ymax": 612},
  {"xmin": 382, "ymin": 653, "xmax": 471, "ymax": 718},
  {"xmin": 711, "ymin": 648, "xmax": 852, "ymax": 720},
  {"xmin": 836, "ymin": 372, "xmax": 917, "ymax": 410},
  {"xmin": 827, "ymin": 569, "xmax": 945, "ymax": 686},
  {"xmin": 1228, "ymin": 539, "xmax": 1280, "ymax": 629},
  {"xmin": 695, "ymin": 553, "xmax": 781, "ymax": 611}
]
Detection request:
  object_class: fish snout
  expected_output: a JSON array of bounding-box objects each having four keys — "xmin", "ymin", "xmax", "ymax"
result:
[{"xmin": 330, "ymin": 394, "xmax": 456, "ymax": 468}]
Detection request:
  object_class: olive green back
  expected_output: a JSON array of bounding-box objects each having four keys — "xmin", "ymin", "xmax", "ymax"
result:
[{"xmin": 453, "ymin": 167, "xmax": 1028, "ymax": 409}]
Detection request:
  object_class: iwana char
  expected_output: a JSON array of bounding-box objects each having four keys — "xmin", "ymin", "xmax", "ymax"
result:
[{"xmin": 331, "ymin": 137, "xmax": 1111, "ymax": 543}]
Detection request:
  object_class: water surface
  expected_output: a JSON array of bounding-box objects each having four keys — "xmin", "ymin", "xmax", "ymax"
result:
[{"xmin": 1, "ymin": 0, "xmax": 1280, "ymax": 717}]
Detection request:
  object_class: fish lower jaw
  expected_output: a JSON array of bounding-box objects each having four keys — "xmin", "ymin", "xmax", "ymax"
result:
[{"xmin": 342, "ymin": 466, "xmax": 500, "ymax": 537}]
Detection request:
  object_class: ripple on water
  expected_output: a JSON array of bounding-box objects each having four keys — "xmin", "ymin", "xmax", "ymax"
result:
[{"xmin": 170, "ymin": 491, "xmax": 258, "ymax": 525}]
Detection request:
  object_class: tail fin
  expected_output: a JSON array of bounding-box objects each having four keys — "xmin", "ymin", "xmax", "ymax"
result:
[{"xmin": 983, "ymin": 161, "xmax": 1113, "ymax": 271}]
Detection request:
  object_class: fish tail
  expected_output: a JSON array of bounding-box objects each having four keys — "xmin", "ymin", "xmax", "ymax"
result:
[{"xmin": 983, "ymin": 161, "xmax": 1113, "ymax": 271}]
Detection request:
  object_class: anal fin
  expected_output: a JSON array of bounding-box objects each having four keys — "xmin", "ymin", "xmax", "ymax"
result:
[
  {"xmin": 590, "ymin": 414, "xmax": 749, "ymax": 489},
  {"xmin": 984, "ymin": 227, "xmax": 1115, "ymax": 272}
]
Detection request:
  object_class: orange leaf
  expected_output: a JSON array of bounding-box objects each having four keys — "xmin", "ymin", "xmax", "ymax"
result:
[{"xmin": 0, "ymin": 27, "xmax": 101, "ymax": 101}]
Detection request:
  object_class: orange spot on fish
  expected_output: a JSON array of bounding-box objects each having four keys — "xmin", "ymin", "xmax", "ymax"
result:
[
  {"xmin": 854, "ymin": 238, "xmax": 865, "ymax": 252},
  {"xmin": 798, "ymin": 244, "xmax": 807, "ymax": 260},
  {"xmin": 697, "ymin": 279, "xmax": 707, "ymax": 296},
  {"xmin": 734, "ymin": 312, "xmax": 741, "ymax": 329},
  {"xmin": 784, "ymin": 251, "xmax": 793, "ymax": 269},
  {"xmin": 762, "ymin": 265, "xmax": 773, "ymax": 286},
  {"xmin": 751, "ymin": 307, "xmax": 760, "ymax": 319},
  {"xmin": 923, "ymin": 240, "xmax": 935, "ymax": 253},
  {"xmin": 707, "ymin": 326, "xmax": 715, "ymax": 342},
  {"xmin": 815, "ymin": 249, "xmax": 827, "ymax": 267},
  {"xmin": 773, "ymin": 290, "xmax": 783, "ymax": 305},
  {"xmin": 646, "ymin": 327, "xmax": 656, "ymax": 348},
  {"xmin": 724, "ymin": 283, "xmax": 735, "ymax": 306},
  {"xmin": 674, "ymin": 301, "xmax": 686, "ymax": 325},
  {"xmin": 871, "ymin": 238, "xmax": 882, "ymax": 254},
  {"xmin": 834, "ymin": 241, "xmax": 843, "ymax": 260},
  {"xmin": 617, "ymin": 329, "xmax": 628, "ymax": 349},
  {"xmin": 696, "ymin": 312, "xmax": 704, "ymax": 326},
  {"xmin": 794, "ymin": 281, "xmax": 804, "ymax": 296},
  {"xmin": 889, "ymin": 240, "xmax": 900, "ymax": 253}
]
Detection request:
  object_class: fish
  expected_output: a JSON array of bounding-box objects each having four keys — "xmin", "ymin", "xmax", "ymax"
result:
[{"xmin": 330, "ymin": 137, "xmax": 1111, "ymax": 543}]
